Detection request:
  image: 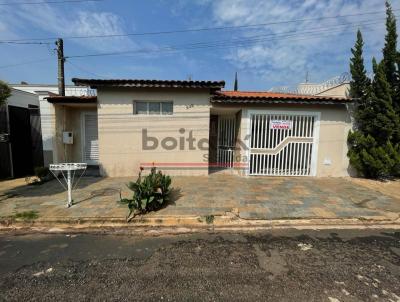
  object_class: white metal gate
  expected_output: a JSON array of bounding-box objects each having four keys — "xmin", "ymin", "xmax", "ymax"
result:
[
  {"xmin": 248, "ymin": 111, "xmax": 319, "ymax": 176},
  {"xmin": 217, "ymin": 116, "xmax": 235, "ymax": 168}
]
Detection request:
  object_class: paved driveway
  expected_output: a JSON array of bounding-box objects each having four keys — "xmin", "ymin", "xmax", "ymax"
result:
[{"xmin": 0, "ymin": 175, "xmax": 399, "ymax": 221}]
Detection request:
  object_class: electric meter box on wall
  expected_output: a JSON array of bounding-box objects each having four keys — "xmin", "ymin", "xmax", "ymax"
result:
[{"xmin": 63, "ymin": 131, "xmax": 74, "ymax": 144}]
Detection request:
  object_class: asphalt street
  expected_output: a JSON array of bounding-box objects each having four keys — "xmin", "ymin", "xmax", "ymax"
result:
[{"xmin": 0, "ymin": 229, "xmax": 399, "ymax": 301}]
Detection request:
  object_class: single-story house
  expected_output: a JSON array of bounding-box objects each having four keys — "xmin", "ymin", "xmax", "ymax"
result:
[{"xmin": 45, "ymin": 78, "xmax": 352, "ymax": 177}]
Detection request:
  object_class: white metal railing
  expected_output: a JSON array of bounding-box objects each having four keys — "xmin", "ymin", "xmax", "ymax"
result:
[
  {"xmin": 65, "ymin": 87, "xmax": 97, "ymax": 96},
  {"xmin": 217, "ymin": 147, "xmax": 234, "ymax": 168},
  {"xmin": 217, "ymin": 116, "xmax": 236, "ymax": 169}
]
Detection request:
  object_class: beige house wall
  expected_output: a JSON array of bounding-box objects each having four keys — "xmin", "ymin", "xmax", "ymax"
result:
[
  {"xmin": 97, "ymin": 87, "xmax": 211, "ymax": 177},
  {"xmin": 234, "ymin": 104, "xmax": 351, "ymax": 177}
]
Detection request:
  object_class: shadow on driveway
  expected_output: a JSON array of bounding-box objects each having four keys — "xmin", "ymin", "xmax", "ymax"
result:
[{"xmin": 0, "ymin": 177, "xmax": 104, "ymax": 200}]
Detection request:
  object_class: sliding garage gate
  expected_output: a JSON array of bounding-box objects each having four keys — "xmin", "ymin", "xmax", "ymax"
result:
[{"xmin": 248, "ymin": 111, "xmax": 319, "ymax": 176}]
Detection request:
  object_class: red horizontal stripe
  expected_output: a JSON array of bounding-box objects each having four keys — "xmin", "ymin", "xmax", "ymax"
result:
[{"xmin": 140, "ymin": 162, "xmax": 247, "ymax": 167}]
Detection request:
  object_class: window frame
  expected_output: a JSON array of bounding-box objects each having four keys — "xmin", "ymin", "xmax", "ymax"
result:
[
  {"xmin": 134, "ymin": 101, "xmax": 173, "ymax": 115},
  {"xmin": 135, "ymin": 101, "xmax": 149, "ymax": 115}
]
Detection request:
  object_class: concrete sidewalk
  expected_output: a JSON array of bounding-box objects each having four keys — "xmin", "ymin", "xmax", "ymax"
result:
[{"xmin": 0, "ymin": 175, "xmax": 399, "ymax": 229}]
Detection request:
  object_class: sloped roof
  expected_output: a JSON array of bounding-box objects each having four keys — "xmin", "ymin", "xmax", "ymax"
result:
[
  {"xmin": 211, "ymin": 91, "xmax": 351, "ymax": 104},
  {"xmin": 72, "ymin": 78, "xmax": 225, "ymax": 89},
  {"xmin": 46, "ymin": 95, "xmax": 97, "ymax": 103}
]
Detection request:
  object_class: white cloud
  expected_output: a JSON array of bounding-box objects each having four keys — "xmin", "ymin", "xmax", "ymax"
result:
[
  {"xmin": 194, "ymin": 0, "xmax": 399, "ymax": 88},
  {"xmin": 0, "ymin": 20, "xmax": 18, "ymax": 40},
  {"xmin": 0, "ymin": 3, "xmax": 135, "ymax": 52}
]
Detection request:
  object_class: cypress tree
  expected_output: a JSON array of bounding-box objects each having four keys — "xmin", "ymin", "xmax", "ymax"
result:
[
  {"xmin": 349, "ymin": 30, "xmax": 370, "ymax": 99},
  {"xmin": 365, "ymin": 59, "xmax": 400, "ymax": 144},
  {"xmin": 348, "ymin": 30, "xmax": 371, "ymax": 138},
  {"xmin": 395, "ymin": 51, "xmax": 400, "ymax": 114},
  {"xmin": 347, "ymin": 28, "xmax": 400, "ymax": 179},
  {"xmin": 348, "ymin": 132, "xmax": 400, "ymax": 178},
  {"xmin": 382, "ymin": 1, "xmax": 398, "ymax": 105}
]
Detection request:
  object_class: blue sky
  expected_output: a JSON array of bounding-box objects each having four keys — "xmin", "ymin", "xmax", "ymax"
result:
[{"xmin": 0, "ymin": 0, "xmax": 398, "ymax": 90}]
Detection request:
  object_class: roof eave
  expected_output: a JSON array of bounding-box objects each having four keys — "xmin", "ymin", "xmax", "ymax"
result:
[
  {"xmin": 46, "ymin": 96, "xmax": 97, "ymax": 104},
  {"xmin": 211, "ymin": 97, "xmax": 352, "ymax": 105},
  {"xmin": 72, "ymin": 78, "xmax": 225, "ymax": 89}
]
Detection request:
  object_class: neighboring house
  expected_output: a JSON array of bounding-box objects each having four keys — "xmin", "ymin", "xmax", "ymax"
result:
[
  {"xmin": 0, "ymin": 88, "xmax": 43, "ymax": 178},
  {"xmin": 11, "ymin": 84, "xmax": 94, "ymax": 167},
  {"xmin": 297, "ymin": 82, "xmax": 350, "ymax": 98},
  {"xmin": 45, "ymin": 78, "xmax": 352, "ymax": 178},
  {"xmin": 271, "ymin": 73, "xmax": 350, "ymax": 98}
]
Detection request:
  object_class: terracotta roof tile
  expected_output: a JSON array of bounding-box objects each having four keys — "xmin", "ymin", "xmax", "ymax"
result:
[{"xmin": 212, "ymin": 90, "xmax": 351, "ymax": 104}]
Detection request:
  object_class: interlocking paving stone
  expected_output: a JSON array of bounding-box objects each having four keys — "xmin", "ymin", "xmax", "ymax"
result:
[{"xmin": 0, "ymin": 175, "xmax": 399, "ymax": 221}]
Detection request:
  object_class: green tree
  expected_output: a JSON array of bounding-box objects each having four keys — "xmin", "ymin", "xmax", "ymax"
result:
[
  {"xmin": 347, "ymin": 26, "xmax": 400, "ymax": 178},
  {"xmin": 0, "ymin": 80, "xmax": 11, "ymax": 106},
  {"xmin": 382, "ymin": 1, "xmax": 398, "ymax": 106},
  {"xmin": 359, "ymin": 58, "xmax": 400, "ymax": 143},
  {"xmin": 349, "ymin": 30, "xmax": 370, "ymax": 99},
  {"xmin": 348, "ymin": 132, "xmax": 400, "ymax": 179},
  {"xmin": 395, "ymin": 50, "xmax": 400, "ymax": 113}
]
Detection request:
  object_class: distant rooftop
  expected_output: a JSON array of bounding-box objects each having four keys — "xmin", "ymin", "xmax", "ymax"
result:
[
  {"xmin": 269, "ymin": 72, "xmax": 351, "ymax": 96},
  {"xmin": 11, "ymin": 83, "xmax": 96, "ymax": 97},
  {"xmin": 11, "ymin": 83, "xmax": 82, "ymax": 87}
]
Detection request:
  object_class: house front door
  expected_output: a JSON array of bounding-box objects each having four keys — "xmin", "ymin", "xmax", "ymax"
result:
[{"xmin": 82, "ymin": 112, "xmax": 99, "ymax": 165}]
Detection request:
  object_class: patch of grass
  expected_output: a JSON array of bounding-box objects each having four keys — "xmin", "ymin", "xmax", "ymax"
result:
[
  {"xmin": 13, "ymin": 210, "xmax": 39, "ymax": 220},
  {"xmin": 205, "ymin": 215, "xmax": 214, "ymax": 224}
]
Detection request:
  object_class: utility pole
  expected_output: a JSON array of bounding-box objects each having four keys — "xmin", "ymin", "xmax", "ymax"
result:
[{"xmin": 56, "ymin": 38, "xmax": 65, "ymax": 96}]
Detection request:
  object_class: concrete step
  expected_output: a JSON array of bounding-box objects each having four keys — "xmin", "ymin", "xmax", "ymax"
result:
[{"xmin": 84, "ymin": 165, "xmax": 100, "ymax": 177}]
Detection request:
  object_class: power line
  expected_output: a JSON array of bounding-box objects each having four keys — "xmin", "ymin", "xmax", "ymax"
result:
[
  {"xmin": 0, "ymin": 58, "xmax": 53, "ymax": 69},
  {"xmin": 151, "ymin": 26, "xmax": 380, "ymax": 57},
  {"xmin": 0, "ymin": 41, "xmax": 52, "ymax": 45},
  {"xmin": 0, "ymin": 8, "xmax": 396, "ymax": 42},
  {"xmin": 0, "ymin": 17, "xmax": 387, "ymax": 69},
  {"xmin": 160, "ymin": 19, "xmax": 385, "ymax": 52},
  {"xmin": 65, "ymin": 25, "xmax": 382, "ymax": 60},
  {"xmin": 65, "ymin": 19, "xmax": 386, "ymax": 59},
  {"xmin": 0, "ymin": 26, "xmax": 379, "ymax": 70},
  {"xmin": 157, "ymin": 25, "xmax": 381, "ymax": 55},
  {"xmin": 65, "ymin": 60, "xmax": 107, "ymax": 78},
  {"xmin": 0, "ymin": 0, "xmax": 103, "ymax": 5}
]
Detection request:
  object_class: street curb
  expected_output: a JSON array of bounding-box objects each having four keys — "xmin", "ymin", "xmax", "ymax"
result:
[{"xmin": 1, "ymin": 215, "xmax": 400, "ymax": 233}]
